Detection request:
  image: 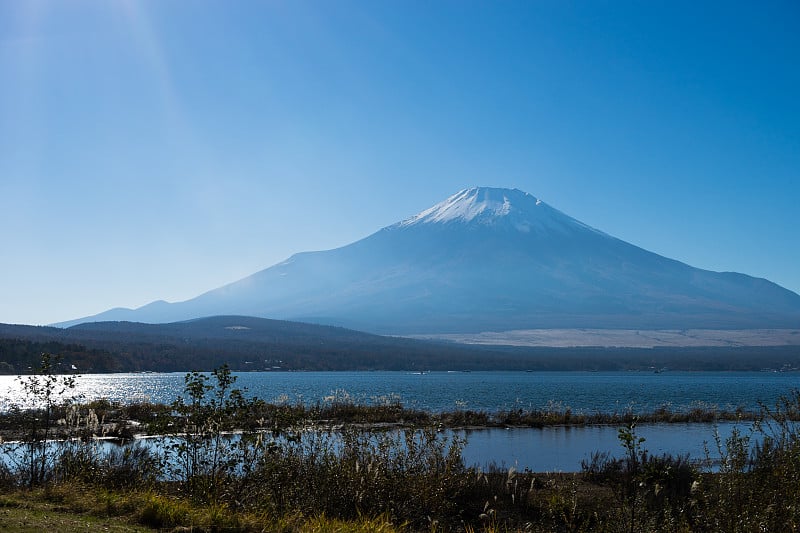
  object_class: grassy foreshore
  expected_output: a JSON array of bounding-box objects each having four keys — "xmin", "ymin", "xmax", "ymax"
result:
[
  {"xmin": 1, "ymin": 401, "xmax": 799, "ymax": 532},
  {"xmin": 0, "ymin": 397, "xmax": 770, "ymax": 443},
  {"xmin": 1, "ymin": 361, "xmax": 799, "ymax": 532}
]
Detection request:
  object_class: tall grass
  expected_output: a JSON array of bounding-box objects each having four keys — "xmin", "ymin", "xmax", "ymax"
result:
[{"xmin": 3, "ymin": 356, "xmax": 800, "ymax": 531}]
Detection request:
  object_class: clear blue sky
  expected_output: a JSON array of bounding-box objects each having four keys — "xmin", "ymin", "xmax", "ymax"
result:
[{"xmin": 1, "ymin": 1, "xmax": 798, "ymax": 326}]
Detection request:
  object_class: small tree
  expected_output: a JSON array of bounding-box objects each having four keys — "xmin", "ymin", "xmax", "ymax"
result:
[
  {"xmin": 617, "ymin": 421, "xmax": 647, "ymax": 533},
  {"xmin": 167, "ymin": 365, "xmax": 248, "ymax": 503},
  {"xmin": 12, "ymin": 353, "xmax": 78, "ymax": 487}
]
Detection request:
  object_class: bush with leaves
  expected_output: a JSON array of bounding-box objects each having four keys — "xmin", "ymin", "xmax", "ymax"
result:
[
  {"xmin": 164, "ymin": 365, "xmax": 259, "ymax": 503},
  {"xmin": 581, "ymin": 420, "xmax": 698, "ymax": 532},
  {"xmin": 7, "ymin": 353, "xmax": 79, "ymax": 487},
  {"xmin": 693, "ymin": 393, "xmax": 800, "ymax": 531}
]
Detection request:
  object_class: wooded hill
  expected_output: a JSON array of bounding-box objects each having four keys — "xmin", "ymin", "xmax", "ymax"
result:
[{"xmin": 1, "ymin": 316, "xmax": 799, "ymax": 373}]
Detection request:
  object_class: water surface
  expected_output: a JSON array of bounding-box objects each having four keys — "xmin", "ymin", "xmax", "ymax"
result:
[{"xmin": 2, "ymin": 371, "xmax": 797, "ymax": 413}]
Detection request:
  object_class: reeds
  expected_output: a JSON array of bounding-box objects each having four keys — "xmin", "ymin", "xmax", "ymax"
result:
[{"xmin": 2, "ymin": 358, "xmax": 800, "ymax": 531}]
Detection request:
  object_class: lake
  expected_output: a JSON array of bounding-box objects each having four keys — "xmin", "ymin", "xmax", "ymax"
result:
[
  {"xmin": 1, "ymin": 370, "xmax": 797, "ymax": 413},
  {"xmin": 460, "ymin": 422, "xmax": 751, "ymax": 471},
  {"xmin": 2, "ymin": 370, "xmax": 795, "ymax": 471}
]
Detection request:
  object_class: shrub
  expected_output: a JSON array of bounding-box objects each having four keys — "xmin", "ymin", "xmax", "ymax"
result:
[
  {"xmin": 164, "ymin": 365, "xmax": 251, "ymax": 503},
  {"xmin": 8, "ymin": 353, "xmax": 79, "ymax": 487},
  {"xmin": 240, "ymin": 425, "xmax": 469, "ymax": 528},
  {"xmin": 581, "ymin": 421, "xmax": 698, "ymax": 532}
]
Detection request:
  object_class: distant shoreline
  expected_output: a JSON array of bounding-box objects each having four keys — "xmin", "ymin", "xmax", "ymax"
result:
[
  {"xmin": 412, "ymin": 328, "xmax": 800, "ymax": 348},
  {"xmin": 3, "ymin": 318, "xmax": 800, "ymax": 373}
]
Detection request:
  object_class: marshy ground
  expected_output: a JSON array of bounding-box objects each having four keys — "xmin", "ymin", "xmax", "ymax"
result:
[{"xmin": 1, "ymin": 361, "xmax": 798, "ymax": 532}]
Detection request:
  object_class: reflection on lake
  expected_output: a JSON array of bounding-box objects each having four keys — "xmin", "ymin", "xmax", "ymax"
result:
[
  {"xmin": 460, "ymin": 423, "xmax": 746, "ymax": 471},
  {"xmin": 0, "ymin": 423, "xmax": 754, "ymax": 473}
]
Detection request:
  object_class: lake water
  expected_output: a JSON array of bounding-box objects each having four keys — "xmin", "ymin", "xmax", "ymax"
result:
[
  {"xmin": 0, "ymin": 423, "xmax": 756, "ymax": 473},
  {"xmin": 460, "ymin": 422, "xmax": 752, "ymax": 471},
  {"xmin": 2, "ymin": 371, "xmax": 795, "ymax": 471},
  {"xmin": 1, "ymin": 370, "xmax": 797, "ymax": 413}
]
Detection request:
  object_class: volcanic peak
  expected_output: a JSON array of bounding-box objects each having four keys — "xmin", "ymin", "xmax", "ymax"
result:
[
  {"xmin": 399, "ymin": 187, "xmax": 538, "ymax": 226},
  {"xmin": 395, "ymin": 186, "xmax": 606, "ymax": 239}
]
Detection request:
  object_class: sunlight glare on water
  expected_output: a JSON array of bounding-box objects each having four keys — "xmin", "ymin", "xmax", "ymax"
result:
[{"xmin": 1, "ymin": 371, "xmax": 797, "ymax": 414}]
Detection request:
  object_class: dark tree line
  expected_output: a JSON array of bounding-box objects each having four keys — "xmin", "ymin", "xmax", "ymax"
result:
[{"xmin": 1, "ymin": 317, "xmax": 799, "ymax": 373}]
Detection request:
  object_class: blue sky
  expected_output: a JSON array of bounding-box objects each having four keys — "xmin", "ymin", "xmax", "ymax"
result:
[{"xmin": 1, "ymin": 1, "xmax": 798, "ymax": 326}]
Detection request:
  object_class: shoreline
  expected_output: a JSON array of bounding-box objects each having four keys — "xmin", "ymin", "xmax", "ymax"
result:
[{"xmin": 0, "ymin": 399, "xmax": 773, "ymax": 442}]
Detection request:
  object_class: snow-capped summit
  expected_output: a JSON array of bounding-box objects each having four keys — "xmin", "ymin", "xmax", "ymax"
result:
[
  {"xmin": 57, "ymin": 187, "xmax": 800, "ymax": 334},
  {"xmin": 394, "ymin": 187, "xmax": 605, "ymax": 236},
  {"xmin": 399, "ymin": 187, "xmax": 604, "ymax": 237},
  {"xmin": 401, "ymin": 187, "xmax": 535, "ymax": 225}
]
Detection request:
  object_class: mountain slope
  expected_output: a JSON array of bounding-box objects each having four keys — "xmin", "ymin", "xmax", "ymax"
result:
[{"xmin": 59, "ymin": 187, "xmax": 800, "ymax": 333}]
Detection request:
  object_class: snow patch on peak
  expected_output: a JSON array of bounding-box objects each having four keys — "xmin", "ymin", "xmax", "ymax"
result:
[
  {"xmin": 400, "ymin": 187, "xmax": 543, "ymax": 226},
  {"xmin": 394, "ymin": 186, "xmax": 611, "ymax": 239}
]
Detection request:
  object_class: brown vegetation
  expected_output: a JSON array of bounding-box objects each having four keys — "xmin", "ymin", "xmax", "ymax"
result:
[{"xmin": 1, "ymin": 355, "xmax": 800, "ymax": 531}]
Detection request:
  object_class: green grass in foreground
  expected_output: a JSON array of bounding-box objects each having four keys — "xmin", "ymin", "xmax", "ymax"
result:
[
  {"xmin": 0, "ymin": 484, "xmax": 407, "ymax": 533},
  {"xmin": 3, "ymin": 360, "xmax": 800, "ymax": 532},
  {"xmin": 0, "ymin": 491, "xmax": 150, "ymax": 532}
]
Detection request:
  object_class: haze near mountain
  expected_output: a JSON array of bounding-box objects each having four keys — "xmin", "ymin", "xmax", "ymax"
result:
[{"xmin": 61, "ymin": 187, "xmax": 800, "ymax": 333}]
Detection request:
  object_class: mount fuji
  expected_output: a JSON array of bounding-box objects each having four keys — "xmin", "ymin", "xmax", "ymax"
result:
[{"xmin": 59, "ymin": 187, "xmax": 800, "ymax": 333}]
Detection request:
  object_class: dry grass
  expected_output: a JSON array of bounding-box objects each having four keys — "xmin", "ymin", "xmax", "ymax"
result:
[
  {"xmin": 4, "ymin": 360, "xmax": 800, "ymax": 532},
  {"xmin": 0, "ymin": 489, "xmax": 151, "ymax": 532}
]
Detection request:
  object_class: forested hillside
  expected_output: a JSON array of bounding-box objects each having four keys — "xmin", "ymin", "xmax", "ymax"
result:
[{"xmin": 1, "ymin": 317, "xmax": 799, "ymax": 373}]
